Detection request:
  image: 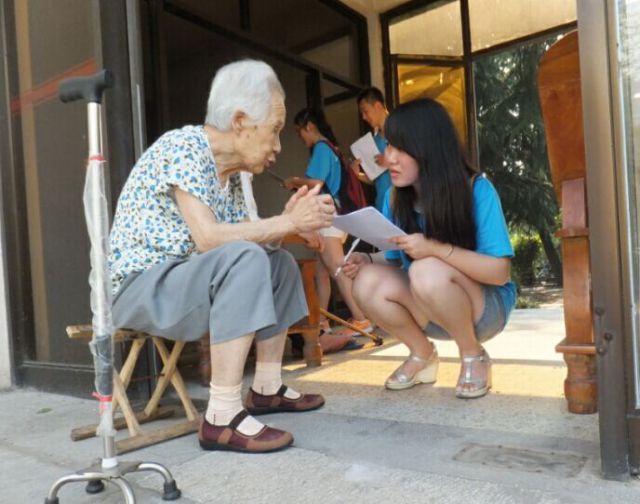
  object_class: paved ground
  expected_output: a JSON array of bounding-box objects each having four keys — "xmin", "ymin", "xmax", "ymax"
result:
[{"xmin": 1, "ymin": 308, "xmax": 639, "ymax": 503}]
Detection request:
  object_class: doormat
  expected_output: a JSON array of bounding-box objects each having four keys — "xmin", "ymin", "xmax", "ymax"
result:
[{"xmin": 453, "ymin": 443, "xmax": 587, "ymax": 478}]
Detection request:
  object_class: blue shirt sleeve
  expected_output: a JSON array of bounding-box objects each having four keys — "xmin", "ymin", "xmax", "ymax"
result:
[
  {"xmin": 373, "ymin": 132, "xmax": 388, "ymax": 153},
  {"xmin": 305, "ymin": 142, "xmax": 341, "ymax": 198},
  {"xmin": 382, "ymin": 188, "xmax": 402, "ymax": 262},
  {"xmin": 372, "ymin": 133, "xmax": 392, "ymax": 212},
  {"xmin": 374, "ymin": 171, "xmax": 392, "ymax": 212},
  {"xmin": 473, "ymin": 176, "xmax": 514, "ymax": 258}
]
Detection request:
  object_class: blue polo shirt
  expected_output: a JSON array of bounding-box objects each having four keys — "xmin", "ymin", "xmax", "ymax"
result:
[
  {"xmin": 382, "ymin": 175, "xmax": 516, "ymax": 319},
  {"xmin": 373, "ymin": 132, "xmax": 392, "ymax": 212},
  {"xmin": 305, "ymin": 141, "xmax": 341, "ymax": 198}
]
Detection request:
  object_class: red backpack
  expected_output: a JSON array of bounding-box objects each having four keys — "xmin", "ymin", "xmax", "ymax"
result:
[{"xmin": 318, "ymin": 140, "xmax": 368, "ymax": 215}]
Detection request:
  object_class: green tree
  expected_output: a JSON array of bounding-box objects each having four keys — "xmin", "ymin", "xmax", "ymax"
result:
[{"xmin": 474, "ymin": 37, "xmax": 562, "ymax": 284}]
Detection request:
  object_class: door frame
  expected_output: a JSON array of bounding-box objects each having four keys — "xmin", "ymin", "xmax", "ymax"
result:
[{"xmin": 577, "ymin": 0, "xmax": 640, "ymax": 480}]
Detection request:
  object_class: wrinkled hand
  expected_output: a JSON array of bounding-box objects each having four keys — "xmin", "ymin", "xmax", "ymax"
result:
[
  {"xmin": 390, "ymin": 233, "xmax": 437, "ymax": 260},
  {"xmin": 341, "ymin": 252, "xmax": 370, "ymax": 280},
  {"xmin": 286, "ymin": 184, "xmax": 335, "ymax": 233},
  {"xmin": 299, "ymin": 231, "xmax": 324, "ymax": 252},
  {"xmin": 284, "ymin": 185, "xmax": 309, "ymax": 214}
]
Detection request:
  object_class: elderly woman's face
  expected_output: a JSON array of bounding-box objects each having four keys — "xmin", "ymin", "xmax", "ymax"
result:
[{"xmin": 239, "ymin": 93, "xmax": 285, "ymax": 174}]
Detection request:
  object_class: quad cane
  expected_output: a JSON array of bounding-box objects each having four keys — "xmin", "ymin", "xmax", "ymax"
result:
[{"xmin": 44, "ymin": 70, "xmax": 181, "ymax": 504}]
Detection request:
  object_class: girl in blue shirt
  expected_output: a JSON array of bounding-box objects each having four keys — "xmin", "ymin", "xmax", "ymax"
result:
[
  {"xmin": 342, "ymin": 98, "xmax": 516, "ymax": 399},
  {"xmin": 292, "ymin": 108, "xmax": 372, "ymax": 351}
]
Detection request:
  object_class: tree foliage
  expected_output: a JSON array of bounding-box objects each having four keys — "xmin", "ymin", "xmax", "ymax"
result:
[{"xmin": 474, "ymin": 37, "xmax": 563, "ymax": 283}]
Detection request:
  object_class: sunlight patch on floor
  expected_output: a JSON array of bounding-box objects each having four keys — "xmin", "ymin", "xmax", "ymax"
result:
[
  {"xmin": 293, "ymin": 358, "xmax": 565, "ymax": 398},
  {"xmin": 284, "ymin": 308, "xmax": 567, "ymax": 398}
]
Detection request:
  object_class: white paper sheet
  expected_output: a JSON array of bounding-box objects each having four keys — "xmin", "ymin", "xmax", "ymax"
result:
[
  {"xmin": 350, "ymin": 132, "xmax": 387, "ymax": 181},
  {"xmin": 332, "ymin": 206, "xmax": 406, "ymax": 251}
]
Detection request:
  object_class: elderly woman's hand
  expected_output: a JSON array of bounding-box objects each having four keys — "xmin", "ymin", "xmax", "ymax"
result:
[
  {"xmin": 286, "ymin": 184, "xmax": 335, "ymax": 233},
  {"xmin": 283, "ymin": 185, "xmax": 309, "ymax": 214}
]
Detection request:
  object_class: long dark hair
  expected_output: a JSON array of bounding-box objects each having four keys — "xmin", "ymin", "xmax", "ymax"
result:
[
  {"xmin": 293, "ymin": 107, "xmax": 339, "ymax": 146},
  {"xmin": 385, "ymin": 98, "xmax": 478, "ymax": 250}
]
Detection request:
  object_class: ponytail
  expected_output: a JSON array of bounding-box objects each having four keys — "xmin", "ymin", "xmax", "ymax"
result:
[{"xmin": 293, "ymin": 107, "xmax": 338, "ymax": 145}]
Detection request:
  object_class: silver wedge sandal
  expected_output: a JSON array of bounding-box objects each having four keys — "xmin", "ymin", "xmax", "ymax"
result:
[
  {"xmin": 385, "ymin": 348, "xmax": 439, "ymax": 390},
  {"xmin": 456, "ymin": 349, "xmax": 492, "ymax": 399}
]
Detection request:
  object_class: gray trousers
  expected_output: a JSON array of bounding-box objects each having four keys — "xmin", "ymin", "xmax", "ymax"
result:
[{"xmin": 112, "ymin": 241, "xmax": 308, "ymax": 344}]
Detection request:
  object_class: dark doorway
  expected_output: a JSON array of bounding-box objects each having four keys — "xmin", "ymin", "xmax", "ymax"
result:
[{"xmin": 139, "ymin": 0, "xmax": 369, "ymax": 220}]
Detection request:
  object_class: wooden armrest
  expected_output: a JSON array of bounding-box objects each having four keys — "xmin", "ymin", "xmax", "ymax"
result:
[
  {"xmin": 282, "ymin": 233, "xmax": 307, "ymax": 245},
  {"xmin": 555, "ymin": 338, "xmax": 596, "ymax": 355},
  {"xmin": 283, "ymin": 233, "xmax": 323, "ymax": 251}
]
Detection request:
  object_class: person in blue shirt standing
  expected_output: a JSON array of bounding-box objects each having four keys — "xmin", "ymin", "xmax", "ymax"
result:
[
  {"xmin": 291, "ymin": 108, "xmax": 372, "ymax": 352},
  {"xmin": 351, "ymin": 87, "xmax": 392, "ymax": 213},
  {"xmin": 341, "ymin": 98, "xmax": 516, "ymax": 399}
]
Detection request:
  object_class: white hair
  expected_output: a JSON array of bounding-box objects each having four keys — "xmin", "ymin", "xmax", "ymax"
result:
[{"xmin": 204, "ymin": 59, "xmax": 285, "ymax": 130}]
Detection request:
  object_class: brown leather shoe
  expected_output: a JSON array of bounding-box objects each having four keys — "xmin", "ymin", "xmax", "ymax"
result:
[
  {"xmin": 245, "ymin": 385, "xmax": 325, "ymax": 415},
  {"xmin": 198, "ymin": 410, "xmax": 293, "ymax": 453}
]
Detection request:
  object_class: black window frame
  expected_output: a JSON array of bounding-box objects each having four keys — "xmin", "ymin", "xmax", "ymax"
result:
[{"xmin": 380, "ymin": 0, "xmax": 577, "ymax": 163}]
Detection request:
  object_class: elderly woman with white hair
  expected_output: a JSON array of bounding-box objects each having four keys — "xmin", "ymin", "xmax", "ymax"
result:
[{"xmin": 108, "ymin": 60, "xmax": 335, "ymax": 453}]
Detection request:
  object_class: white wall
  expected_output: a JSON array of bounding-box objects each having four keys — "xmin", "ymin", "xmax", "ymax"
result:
[
  {"xmin": 0, "ymin": 206, "xmax": 13, "ymax": 389},
  {"xmin": 340, "ymin": 0, "xmax": 407, "ymax": 90}
]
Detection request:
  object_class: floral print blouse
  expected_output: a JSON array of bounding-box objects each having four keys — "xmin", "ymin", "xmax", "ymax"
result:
[{"xmin": 109, "ymin": 125, "xmax": 247, "ymax": 294}]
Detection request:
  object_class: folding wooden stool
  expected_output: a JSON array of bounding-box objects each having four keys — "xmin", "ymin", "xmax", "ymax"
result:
[{"xmin": 67, "ymin": 325, "xmax": 200, "ymax": 454}]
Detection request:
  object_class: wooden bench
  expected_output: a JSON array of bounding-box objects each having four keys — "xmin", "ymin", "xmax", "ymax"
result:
[{"xmin": 67, "ymin": 325, "xmax": 200, "ymax": 454}]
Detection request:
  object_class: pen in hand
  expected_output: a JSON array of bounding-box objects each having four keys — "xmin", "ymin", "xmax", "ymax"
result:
[{"xmin": 334, "ymin": 238, "xmax": 361, "ymax": 278}]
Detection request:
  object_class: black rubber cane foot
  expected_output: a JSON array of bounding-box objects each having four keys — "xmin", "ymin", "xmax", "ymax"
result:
[
  {"xmin": 86, "ymin": 480, "xmax": 105, "ymax": 494},
  {"xmin": 44, "ymin": 498, "xmax": 59, "ymax": 504},
  {"xmin": 162, "ymin": 480, "xmax": 181, "ymax": 500}
]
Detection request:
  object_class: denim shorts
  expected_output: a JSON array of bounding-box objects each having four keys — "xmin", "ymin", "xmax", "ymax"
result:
[{"xmin": 423, "ymin": 285, "xmax": 507, "ymax": 343}]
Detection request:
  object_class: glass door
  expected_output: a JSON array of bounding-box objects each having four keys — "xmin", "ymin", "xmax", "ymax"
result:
[
  {"xmin": 613, "ymin": 0, "xmax": 640, "ymax": 471},
  {"xmin": 385, "ymin": 1, "xmax": 468, "ymax": 146},
  {"xmin": 577, "ymin": 0, "xmax": 640, "ymax": 479},
  {"xmin": 393, "ymin": 60, "xmax": 467, "ymax": 144},
  {"xmin": 0, "ymin": 0, "xmax": 138, "ymax": 395},
  {"xmin": 616, "ymin": 0, "xmax": 640, "ymax": 411},
  {"xmin": 1, "ymin": 0, "xmax": 99, "ymax": 394}
]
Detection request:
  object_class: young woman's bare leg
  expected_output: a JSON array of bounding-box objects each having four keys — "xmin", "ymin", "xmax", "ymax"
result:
[
  {"xmin": 408, "ymin": 257, "xmax": 490, "ymax": 395},
  {"xmin": 314, "ymin": 252, "xmax": 351, "ymax": 351},
  {"xmin": 315, "ymin": 259, "xmax": 331, "ymax": 325},
  {"xmin": 319, "ymin": 237, "xmax": 366, "ymax": 321},
  {"xmin": 352, "ymin": 265, "xmax": 435, "ymax": 378}
]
